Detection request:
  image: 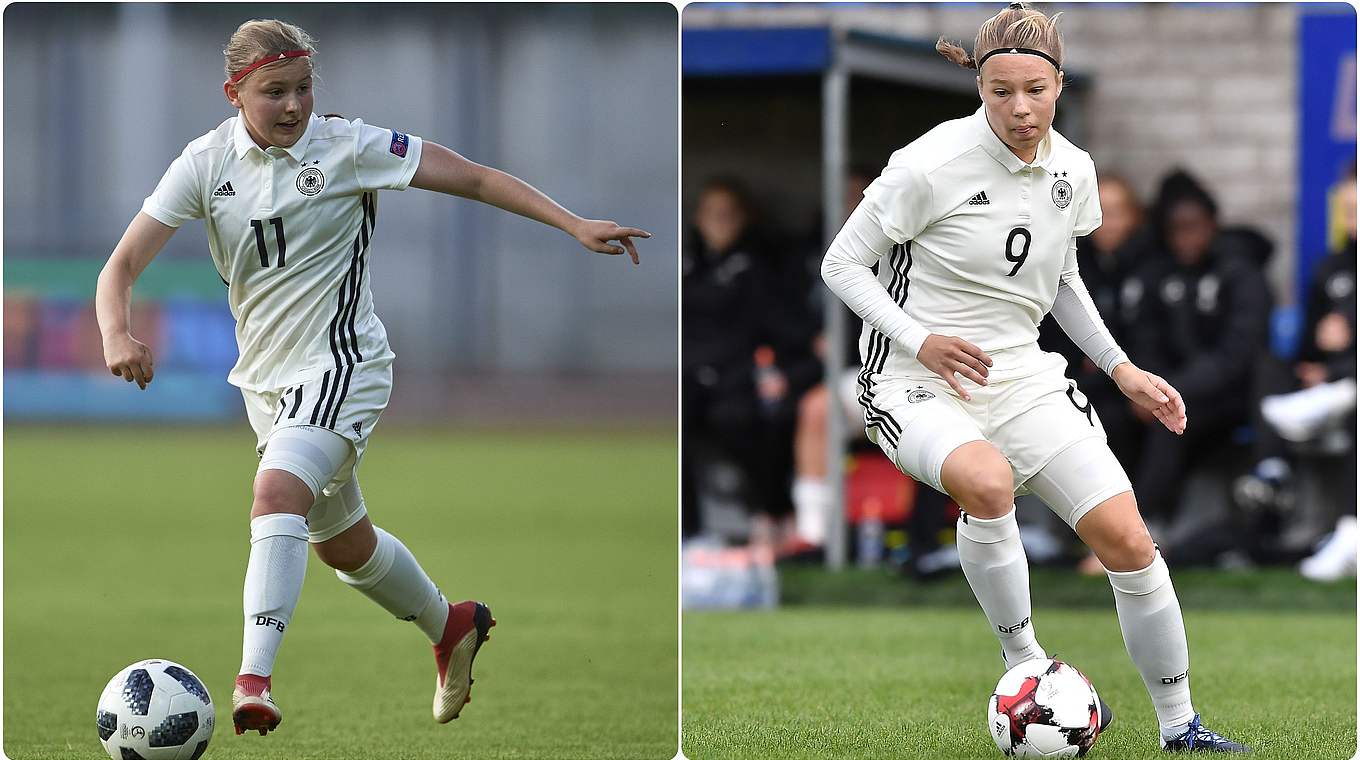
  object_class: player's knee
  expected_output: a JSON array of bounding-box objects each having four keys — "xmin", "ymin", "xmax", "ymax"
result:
[
  {"xmin": 948, "ymin": 458, "xmax": 1014, "ymax": 518},
  {"xmin": 1102, "ymin": 527, "xmax": 1156, "ymax": 572},
  {"xmin": 967, "ymin": 470, "xmax": 1015, "ymax": 518},
  {"xmin": 314, "ymin": 519, "xmax": 377, "ymax": 572},
  {"xmin": 942, "ymin": 443, "xmax": 1015, "ymax": 518},
  {"xmin": 251, "ymin": 470, "xmax": 314, "ymax": 517}
]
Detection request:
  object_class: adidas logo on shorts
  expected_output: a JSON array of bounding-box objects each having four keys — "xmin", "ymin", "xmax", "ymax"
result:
[
  {"xmin": 213, "ymin": 181, "xmax": 236, "ymax": 197},
  {"xmin": 967, "ymin": 190, "xmax": 990, "ymax": 206}
]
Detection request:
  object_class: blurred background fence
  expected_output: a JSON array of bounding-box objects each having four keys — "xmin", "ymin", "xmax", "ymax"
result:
[{"xmin": 4, "ymin": 2, "xmax": 678, "ymax": 425}]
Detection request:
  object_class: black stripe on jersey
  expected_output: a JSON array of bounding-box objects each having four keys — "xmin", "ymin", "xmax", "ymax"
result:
[
  {"xmin": 321, "ymin": 193, "xmax": 377, "ymax": 429},
  {"xmin": 327, "ymin": 364, "xmax": 356, "ymax": 430},
  {"xmin": 310, "ymin": 370, "xmax": 333, "ymax": 425},
  {"xmin": 327, "ymin": 194, "xmax": 374, "ymax": 374},
  {"xmin": 857, "ymin": 243, "xmax": 913, "ymax": 446},
  {"xmin": 347, "ymin": 193, "xmax": 373, "ymax": 363}
]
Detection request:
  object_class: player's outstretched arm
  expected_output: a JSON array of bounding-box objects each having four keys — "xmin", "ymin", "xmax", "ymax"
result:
[
  {"xmin": 409, "ymin": 141, "xmax": 650, "ymax": 264},
  {"xmin": 95, "ymin": 213, "xmax": 177, "ymax": 390},
  {"xmin": 1111, "ymin": 362, "xmax": 1188, "ymax": 435}
]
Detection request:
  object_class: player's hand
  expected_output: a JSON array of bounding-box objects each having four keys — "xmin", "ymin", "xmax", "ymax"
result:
[
  {"xmin": 916, "ymin": 334, "xmax": 991, "ymax": 401},
  {"xmin": 103, "ymin": 333, "xmax": 155, "ymax": 390},
  {"xmin": 571, "ymin": 219, "xmax": 650, "ymax": 265},
  {"xmin": 1113, "ymin": 362, "xmax": 1185, "ymax": 435}
]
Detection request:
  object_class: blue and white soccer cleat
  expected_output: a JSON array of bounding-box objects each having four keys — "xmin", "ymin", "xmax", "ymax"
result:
[{"xmin": 1160, "ymin": 714, "xmax": 1252, "ymax": 753}]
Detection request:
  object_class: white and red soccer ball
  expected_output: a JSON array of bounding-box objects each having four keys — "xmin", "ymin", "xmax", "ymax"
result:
[{"xmin": 987, "ymin": 658, "xmax": 1101, "ymax": 757}]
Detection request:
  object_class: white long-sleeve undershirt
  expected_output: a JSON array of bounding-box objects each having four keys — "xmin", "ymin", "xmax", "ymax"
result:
[
  {"xmin": 1052, "ymin": 241, "xmax": 1130, "ymax": 376},
  {"xmin": 820, "ymin": 201, "xmax": 933, "ymax": 357},
  {"xmin": 821, "ymin": 202, "xmax": 1129, "ymax": 377}
]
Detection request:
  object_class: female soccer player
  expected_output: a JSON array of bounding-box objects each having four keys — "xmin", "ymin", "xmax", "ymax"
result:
[
  {"xmin": 95, "ymin": 19, "xmax": 649, "ymax": 738},
  {"xmin": 821, "ymin": 4, "xmax": 1248, "ymax": 753}
]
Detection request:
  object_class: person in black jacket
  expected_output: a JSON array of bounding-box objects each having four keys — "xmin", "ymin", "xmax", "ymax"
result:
[
  {"xmin": 683, "ymin": 177, "xmax": 821, "ymax": 537},
  {"xmin": 1038, "ymin": 173, "xmax": 1151, "ymax": 471},
  {"xmin": 1238, "ymin": 164, "xmax": 1357, "ymax": 573},
  {"xmin": 1122, "ymin": 170, "xmax": 1273, "ymax": 534}
]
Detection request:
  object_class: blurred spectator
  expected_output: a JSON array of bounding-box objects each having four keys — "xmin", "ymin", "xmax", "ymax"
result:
[
  {"xmin": 789, "ymin": 168, "xmax": 958, "ymax": 573},
  {"xmin": 1039, "ymin": 173, "xmax": 1151, "ymax": 471},
  {"xmin": 1120, "ymin": 170, "xmax": 1274, "ymax": 552},
  {"xmin": 788, "ymin": 169, "xmax": 875, "ymax": 553},
  {"xmin": 1241, "ymin": 163, "xmax": 1357, "ymax": 579},
  {"xmin": 683, "ymin": 178, "xmax": 820, "ymax": 539}
]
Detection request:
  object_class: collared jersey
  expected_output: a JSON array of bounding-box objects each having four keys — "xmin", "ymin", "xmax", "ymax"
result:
[
  {"xmin": 860, "ymin": 106, "xmax": 1101, "ymax": 377},
  {"xmin": 142, "ymin": 114, "xmax": 424, "ymax": 391}
]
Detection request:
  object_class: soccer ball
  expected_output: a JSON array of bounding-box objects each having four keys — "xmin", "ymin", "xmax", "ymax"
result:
[
  {"xmin": 96, "ymin": 659, "xmax": 215, "ymax": 760},
  {"xmin": 987, "ymin": 658, "xmax": 1101, "ymax": 757}
]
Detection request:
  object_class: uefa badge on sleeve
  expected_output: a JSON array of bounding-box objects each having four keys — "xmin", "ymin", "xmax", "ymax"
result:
[
  {"xmin": 389, "ymin": 131, "xmax": 409, "ymax": 158},
  {"xmin": 1052, "ymin": 179, "xmax": 1072, "ymax": 209}
]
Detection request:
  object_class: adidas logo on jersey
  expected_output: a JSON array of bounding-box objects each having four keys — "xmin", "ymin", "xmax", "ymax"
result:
[
  {"xmin": 967, "ymin": 190, "xmax": 990, "ymax": 206},
  {"xmin": 213, "ymin": 181, "xmax": 236, "ymax": 197}
]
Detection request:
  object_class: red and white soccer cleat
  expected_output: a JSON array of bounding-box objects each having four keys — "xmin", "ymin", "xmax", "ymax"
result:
[
  {"xmin": 232, "ymin": 673, "xmax": 282, "ymax": 736},
  {"xmin": 432, "ymin": 600, "xmax": 495, "ymax": 723}
]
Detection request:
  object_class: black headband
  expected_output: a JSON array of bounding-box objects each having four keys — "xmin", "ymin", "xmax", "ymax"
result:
[{"xmin": 976, "ymin": 47, "xmax": 1060, "ymax": 71}]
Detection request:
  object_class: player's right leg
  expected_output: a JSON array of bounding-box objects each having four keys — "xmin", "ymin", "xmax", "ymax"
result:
[
  {"xmin": 939, "ymin": 442, "xmax": 1049, "ymax": 669},
  {"xmin": 866, "ymin": 378, "xmax": 1046, "ymax": 669},
  {"xmin": 310, "ymin": 482, "xmax": 494, "ymax": 723},
  {"xmin": 234, "ymin": 420, "xmax": 354, "ymax": 737}
]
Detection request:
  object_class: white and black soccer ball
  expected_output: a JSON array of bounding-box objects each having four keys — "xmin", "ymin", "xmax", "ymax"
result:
[
  {"xmin": 96, "ymin": 659, "xmax": 215, "ymax": 760},
  {"xmin": 986, "ymin": 658, "xmax": 1101, "ymax": 757}
]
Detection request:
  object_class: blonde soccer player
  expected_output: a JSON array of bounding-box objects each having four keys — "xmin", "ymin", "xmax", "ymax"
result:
[
  {"xmin": 821, "ymin": 3, "xmax": 1249, "ymax": 753},
  {"xmin": 96, "ymin": 19, "xmax": 649, "ymax": 737}
]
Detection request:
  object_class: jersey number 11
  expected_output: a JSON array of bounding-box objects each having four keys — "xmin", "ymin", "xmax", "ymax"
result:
[{"xmin": 251, "ymin": 217, "xmax": 287, "ymax": 268}]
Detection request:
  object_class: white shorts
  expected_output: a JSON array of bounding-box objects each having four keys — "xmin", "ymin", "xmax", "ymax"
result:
[
  {"xmin": 859, "ymin": 346, "xmax": 1129, "ymax": 526},
  {"xmin": 242, "ymin": 357, "xmax": 393, "ymax": 497}
]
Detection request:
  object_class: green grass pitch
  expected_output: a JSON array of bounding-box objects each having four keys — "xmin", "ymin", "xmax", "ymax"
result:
[
  {"xmin": 5, "ymin": 426, "xmax": 677, "ymax": 759},
  {"xmin": 684, "ymin": 595, "xmax": 1356, "ymax": 759}
]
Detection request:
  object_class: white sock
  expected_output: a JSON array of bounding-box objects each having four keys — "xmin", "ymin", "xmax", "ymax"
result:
[
  {"xmin": 240, "ymin": 513, "xmax": 310, "ymax": 677},
  {"xmin": 336, "ymin": 527, "xmax": 449, "ymax": 642},
  {"xmin": 791, "ymin": 476, "xmax": 830, "ymax": 545},
  {"xmin": 1106, "ymin": 551, "xmax": 1196, "ymax": 736},
  {"xmin": 956, "ymin": 507, "xmax": 1046, "ymax": 668}
]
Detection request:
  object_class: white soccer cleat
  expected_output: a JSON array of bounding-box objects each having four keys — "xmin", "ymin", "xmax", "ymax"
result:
[
  {"xmin": 1300, "ymin": 516, "xmax": 1358, "ymax": 582},
  {"xmin": 432, "ymin": 600, "xmax": 495, "ymax": 723},
  {"xmin": 1260, "ymin": 379, "xmax": 1358, "ymax": 442},
  {"xmin": 232, "ymin": 673, "xmax": 282, "ymax": 736}
]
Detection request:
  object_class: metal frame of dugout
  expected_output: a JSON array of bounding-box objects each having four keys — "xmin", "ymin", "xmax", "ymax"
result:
[{"xmin": 684, "ymin": 26, "xmax": 1090, "ymax": 570}]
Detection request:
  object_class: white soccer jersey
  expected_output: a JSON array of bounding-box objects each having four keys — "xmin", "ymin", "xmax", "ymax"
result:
[
  {"xmin": 142, "ymin": 114, "xmax": 424, "ymax": 391},
  {"xmin": 852, "ymin": 106, "xmax": 1101, "ymax": 379}
]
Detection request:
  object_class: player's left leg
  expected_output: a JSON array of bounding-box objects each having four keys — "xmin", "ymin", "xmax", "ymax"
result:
[
  {"xmin": 309, "ymin": 480, "xmax": 494, "ymax": 723},
  {"xmin": 1028, "ymin": 441, "xmax": 1250, "ymax": 752}
]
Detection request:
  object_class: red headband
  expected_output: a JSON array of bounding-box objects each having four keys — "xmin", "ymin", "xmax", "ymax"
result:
[{"xmin": 229, "ymin": 50, "xmax": 311, "ymax": 85}]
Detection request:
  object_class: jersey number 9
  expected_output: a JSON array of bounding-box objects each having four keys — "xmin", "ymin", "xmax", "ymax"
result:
[
  {"xmin": 1004, "ymin": 227, "xmax": 1031, "ymax": 277},
  {"xmin": 251, "ymin": 217, "xmax": 288, "ymax": 268}
]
